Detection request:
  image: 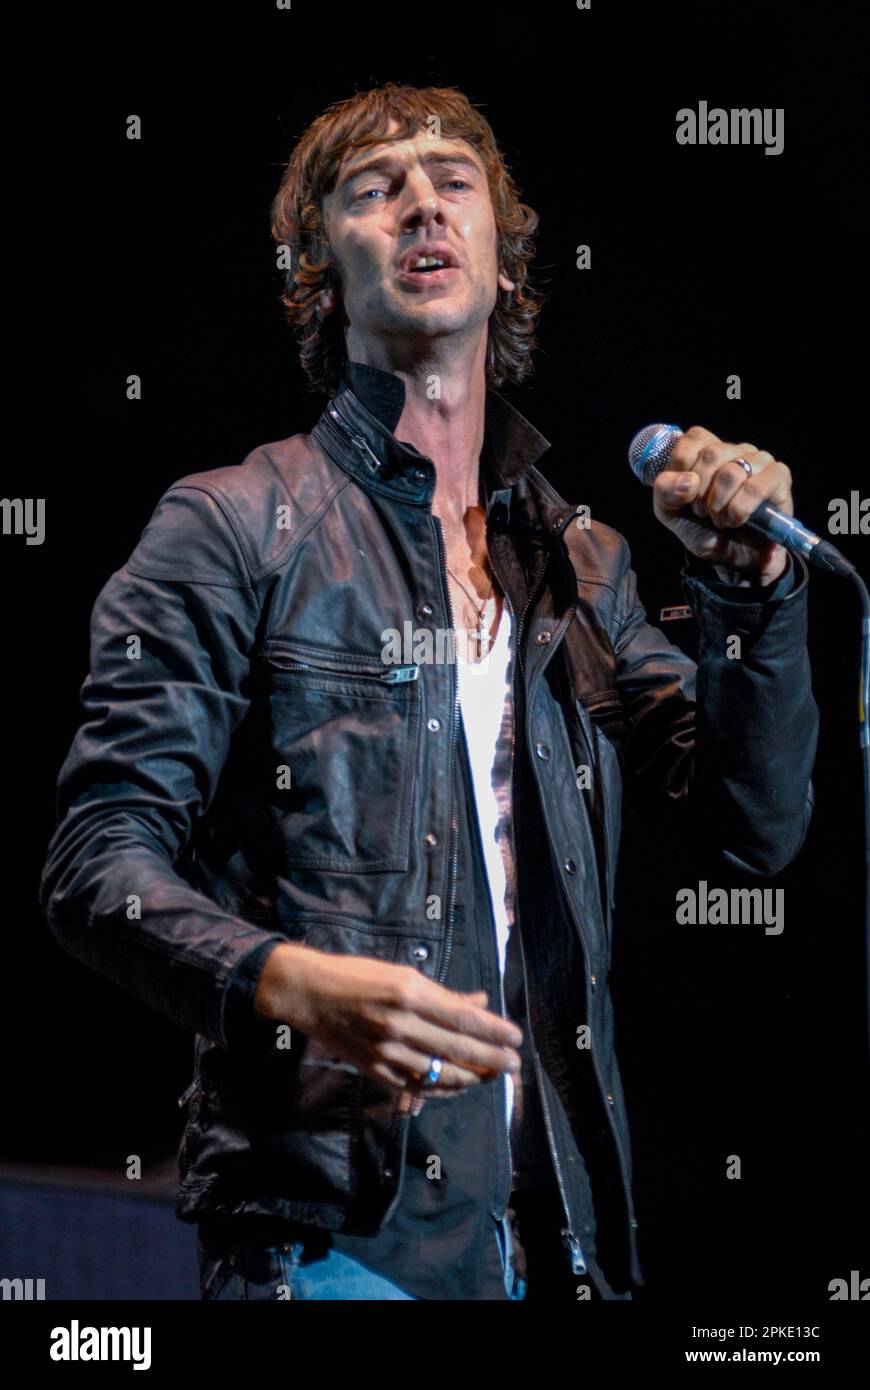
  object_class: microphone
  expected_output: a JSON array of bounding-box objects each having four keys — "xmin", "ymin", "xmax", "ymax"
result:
[{"xmin": 628, "ymin": 423, "xmax": 856, "ymax": 578}]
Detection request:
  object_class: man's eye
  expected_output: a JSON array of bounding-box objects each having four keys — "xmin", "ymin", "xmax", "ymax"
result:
[{"xmin": 357, "ymin": 178, "xmax": 469, "ymax": 200}]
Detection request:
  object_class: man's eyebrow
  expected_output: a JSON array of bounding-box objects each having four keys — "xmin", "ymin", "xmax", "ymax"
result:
[{"xmin": 337, "ymin": 150, "xmax": 483, "ymax": 189}]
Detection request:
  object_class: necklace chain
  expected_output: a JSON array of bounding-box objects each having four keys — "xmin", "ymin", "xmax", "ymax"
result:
[
  {"xmin": 444, "ymin": 489, "xmax": 497, "ymax": 655},
  {"xmin": 445, "ymin": 562, "xmax": 500, "ymax": 659},
  {"xmin": 445, "ymin": 563, "xmax": 496, "ymax": 621}
]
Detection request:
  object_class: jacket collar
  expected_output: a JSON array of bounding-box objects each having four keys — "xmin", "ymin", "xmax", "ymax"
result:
[{"xmin": 311, "ymin": 359, "xmax": 561, "ymax": 529}]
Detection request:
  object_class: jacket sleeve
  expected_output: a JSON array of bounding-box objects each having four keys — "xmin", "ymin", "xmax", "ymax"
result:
[
  {"xmin": 38, "ymin": 481, "xmax": 287, "ymax": 1048},
  {"xmin": 612, "ymin": 546, "xmax": 818, "ymax": 877}
]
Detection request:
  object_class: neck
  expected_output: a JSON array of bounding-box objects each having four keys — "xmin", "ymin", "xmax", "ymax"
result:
[{"xmin": 344, "ymin": 333, "xmax": 489, "ymax": 530}]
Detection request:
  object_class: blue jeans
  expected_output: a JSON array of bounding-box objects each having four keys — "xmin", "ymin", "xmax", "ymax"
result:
[{"xmin": 197, "ymin": 1213, "xmax": 526, "ymax": 1301}]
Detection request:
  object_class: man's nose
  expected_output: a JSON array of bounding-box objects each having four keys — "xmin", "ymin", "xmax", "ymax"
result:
[{"xmin": 399, "ymin": 177, "xmax": 444, "ymax": 231}]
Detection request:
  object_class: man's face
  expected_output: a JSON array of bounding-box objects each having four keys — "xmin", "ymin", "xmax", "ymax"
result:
[{"xmin": 319, "ymin": 122, "xmax": 515, "ymax": 358}]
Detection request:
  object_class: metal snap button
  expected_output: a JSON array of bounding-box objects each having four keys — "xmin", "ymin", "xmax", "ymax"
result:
[
  {"xmin": 535, "ymin": 630, "xmax": 552, "ymax": 644},
  {"xmin": 417, "ymin": 603, "xmax": 434, "ymax": 620},
  {"xmin": 535, "ymin": 742, "xmax": 551, "ymax": 760},
  {"xmin": 427, "ymin": 718, "xmax": 441, "ymax": 733},
  {"xmin": 412, "ymin": 944, "xmax": 429, "ymax": 961},
  {"xmin": 423, "ymin": 832, "xmax": 438, "ymax": 848},
  {"xmin": 563, "ymin": 857, "xmax": 576, "ymax": 874}
]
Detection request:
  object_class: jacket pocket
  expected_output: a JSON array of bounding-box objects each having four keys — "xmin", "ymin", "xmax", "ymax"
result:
[{"xmin": 256, "ymin": 638, "xmax": 421, "ymax": 873}]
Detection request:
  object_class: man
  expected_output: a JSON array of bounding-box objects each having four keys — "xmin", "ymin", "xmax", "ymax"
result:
[{"xmin": 39, "ymin": 82, "xmax": 818, "ymax": 1301}]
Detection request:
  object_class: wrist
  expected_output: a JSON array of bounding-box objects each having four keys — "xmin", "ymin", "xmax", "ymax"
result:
[
  {"xmin": 710, "ymin": 563, "xmax": 755, "ymax": 586},
  {"xmin": 253, "ymin": 940, "xmax": 319, "ymax": 1027},
  {"xmin": 710, "ymin": 553, "xmax": 788, "ymax": 588}
]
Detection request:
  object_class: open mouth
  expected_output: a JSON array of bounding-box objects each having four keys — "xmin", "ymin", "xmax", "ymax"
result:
[
  {"xmin": 406, "ymin": 256, "xmax": 447, "ymax": 274},
  {"xmin": 397, "ymin": 258, "xmax": 458, "ymax": 288},
  {"xmin": 397, "ymin": 248, "xmax": 458, "ymax": 281}
]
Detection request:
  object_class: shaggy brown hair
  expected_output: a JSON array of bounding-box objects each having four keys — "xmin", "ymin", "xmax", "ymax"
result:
[{"xmin": 270, "ymin": 82, "xmax": 543, "ymax": 396}]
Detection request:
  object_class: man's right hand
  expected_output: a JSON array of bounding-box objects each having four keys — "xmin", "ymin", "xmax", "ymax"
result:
[{"xmin": 253, "ymin": 941, "xmax": 523, "ymax": 1103}]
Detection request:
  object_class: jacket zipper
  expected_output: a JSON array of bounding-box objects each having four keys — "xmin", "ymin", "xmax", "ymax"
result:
[
  {"xmin": 489, "ymin": 539, "xmax": 588, "ymax": 1276},
  {"xmin": 430, "ymin": 514, "xmax": 460, "ymax": 990},
  {"xmin": 328, "ymin": 403, "xmax": 385, "ymax": 475},
  {"xmin": 262, "ymin": 649, "xmax": 419, "ymax": 684},
  {"xmin": 517, "ymin": 552, "xmax": 549, "ymax": 680}
]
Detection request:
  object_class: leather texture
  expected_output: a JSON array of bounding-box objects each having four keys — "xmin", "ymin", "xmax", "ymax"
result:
[{"xmin": 39, "ymin": 374, "xmax": 819, "ymax": 1292}]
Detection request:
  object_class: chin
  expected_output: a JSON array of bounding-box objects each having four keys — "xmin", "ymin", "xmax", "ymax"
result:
[{"xmin": 388, "ymin": 304, "xmax": 470, "ymax": 335}]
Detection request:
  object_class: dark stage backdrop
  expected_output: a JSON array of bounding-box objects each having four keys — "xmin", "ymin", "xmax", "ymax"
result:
[{"xmin": 5, "ymin": 0, "xmax": 867, "ymax": 1300}]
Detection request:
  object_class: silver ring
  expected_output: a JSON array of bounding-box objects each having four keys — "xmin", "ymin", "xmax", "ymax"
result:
[
  {"xmin": 735, "ymin": 457, "xmax": 753, "ymax": 478},
  {"xmin": 420, "ymin": 1057, "xmax": 443, "ymax": 1088}
]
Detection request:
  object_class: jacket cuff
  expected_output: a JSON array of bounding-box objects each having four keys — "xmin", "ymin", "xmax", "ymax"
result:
[
  {"xmin": 219, "ymin": 935, "xmax": 286, "ymax": 1054},
  {"xmin": 679, "ymin": 550, "xmax": 810, "ymax": 657},
  {"xmin": 681, "ymin": 550, "xmax": 801, "ymax": 605}
]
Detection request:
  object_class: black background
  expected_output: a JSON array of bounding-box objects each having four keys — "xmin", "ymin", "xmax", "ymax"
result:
[{"xmin": 6, "ymin": 0, "xmax": 868, "ymax": 1300}]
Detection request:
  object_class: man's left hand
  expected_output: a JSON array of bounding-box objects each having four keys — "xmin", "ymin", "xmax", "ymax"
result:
[{"xmin": 652, "ymin": 424, "xmax": 793, "ymax": 585}]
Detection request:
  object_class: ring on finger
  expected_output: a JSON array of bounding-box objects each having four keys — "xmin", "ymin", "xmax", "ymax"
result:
[{"xmin": 419, "ymin": 1056, "xmax": 444, "ymax": 1089}]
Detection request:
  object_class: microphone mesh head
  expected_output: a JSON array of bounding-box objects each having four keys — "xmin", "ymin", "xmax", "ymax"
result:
[{"xmin": 628, "ymin": 423, "xmax": 683, "ymax": 485}]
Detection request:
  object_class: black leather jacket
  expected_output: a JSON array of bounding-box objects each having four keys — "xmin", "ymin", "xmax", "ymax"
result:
[{"xmin": 39, "ymin": 362, "xmax": 818, "ymax": 1293}]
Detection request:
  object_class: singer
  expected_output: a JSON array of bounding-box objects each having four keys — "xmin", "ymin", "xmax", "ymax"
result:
[{"xmin": 39, "ymin": 82, "xmax": 818, "ymax": 1301}]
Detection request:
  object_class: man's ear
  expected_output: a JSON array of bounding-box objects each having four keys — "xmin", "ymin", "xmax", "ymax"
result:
[
  {"xmin": 317, "ymin": 285, "xmax": 337, "ymax": 320},
  {"xmin": 498, "ymin": 269, "xmax": 516, "ymax": 292},
  {"xmin": 318, "ymin": 278, "xmax": 350, "ymax": 328}
]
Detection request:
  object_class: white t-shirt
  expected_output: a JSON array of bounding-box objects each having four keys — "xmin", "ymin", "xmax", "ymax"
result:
[{"xmin": 455, "ymin": 598, "xmax": 517, "ymax": 1128}]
